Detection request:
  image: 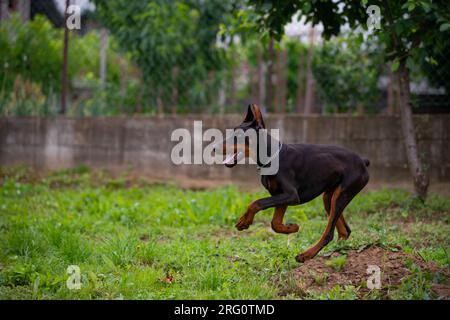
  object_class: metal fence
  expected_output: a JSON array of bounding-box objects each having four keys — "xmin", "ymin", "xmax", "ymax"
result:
[{"xmin": 0, "ymin": 0, "xmax": 449, "ymax": 116}]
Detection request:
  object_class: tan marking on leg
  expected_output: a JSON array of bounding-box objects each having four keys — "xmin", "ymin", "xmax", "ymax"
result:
[
  {"xmin": 297, "ymin": 186, "xmax": 343, "ymax": 262},
  {"xmin": 271, "ymin": 206, "xmax": 299, "ymax": 234},
  {"xmin": 323, "ymin": 191, "xmax": 348, "ymax": 240},
  {"xmin": 337, "ymin": 214, "xmax": 350, "ymax": 240},
  {"xmin": 236, "ymin": 201, "xmax": 260, "ymax": 231}
]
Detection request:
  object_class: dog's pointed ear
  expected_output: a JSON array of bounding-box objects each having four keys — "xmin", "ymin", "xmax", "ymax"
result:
[{"xmin": 243, "ymin": 104, "xmax": 265, "ymax": 129}]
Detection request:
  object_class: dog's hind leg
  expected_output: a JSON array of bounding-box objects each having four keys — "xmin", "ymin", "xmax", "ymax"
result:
[
  {"xmin": 323, "ymin": 191, "xmax": 350, "ymax": 240},
  {"xmin": 296, "ymin": 186, "xmax": 353, "ymax": 263},
  {"xmin": 271, "ymin": 206, "xmax": 299, "ymax": 234},
  {"xmin": 339, "ymin": 214, "xmax": 352, "ymax": 238}
]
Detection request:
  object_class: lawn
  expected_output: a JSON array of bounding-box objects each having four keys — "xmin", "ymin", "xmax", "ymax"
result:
[{"xmin": 0, "ymin": 166, "xmax": 448, "ymax": 300}]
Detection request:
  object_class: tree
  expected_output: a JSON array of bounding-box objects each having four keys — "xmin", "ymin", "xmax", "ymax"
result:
[
  {"xmin": 275, "ymin": 46, "xmax": 287, "ymax": 112},
  {"xmin": 0, "ymin": 13, "xmax": 139, "ymax": 116},
  {"xmin": 266, "ymin": 37, "xmax": 274, "ymax": 111},
  {"xmin": 93, "ymin": 0, "xmax": 235, "ymax": 113},
  {"xmin": 247, "ymin": 0, "xmax": 450, "ymax": 200},
  {"xmin": 312, "ymin": 34, "xmax": 384, "ymax": 114}
]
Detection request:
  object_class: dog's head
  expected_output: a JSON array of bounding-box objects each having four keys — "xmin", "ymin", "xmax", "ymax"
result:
[{"xmin": 218, "ymin": 104, "xmax": 266, "ymax": 168}]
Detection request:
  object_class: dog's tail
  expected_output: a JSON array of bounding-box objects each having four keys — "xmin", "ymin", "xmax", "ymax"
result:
[{"xmin": 363, "ymin": 158, "xmax": 370, "ymax": 167}]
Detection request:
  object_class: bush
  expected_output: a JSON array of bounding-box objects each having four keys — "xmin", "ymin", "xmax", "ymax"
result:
[{"xmin": 0, "ymin": 14, "xmax": 140, "ymax": 116}]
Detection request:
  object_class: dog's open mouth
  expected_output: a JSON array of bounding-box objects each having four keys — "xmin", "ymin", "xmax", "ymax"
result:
[{"xmin": 223, "ymin": 151, "xmax": 244, "ymax": 168}]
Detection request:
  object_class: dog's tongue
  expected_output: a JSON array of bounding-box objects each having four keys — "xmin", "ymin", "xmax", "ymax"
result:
[{"xmin": 223, "ymin": 153, "xmax": 238, "ymax": 165}]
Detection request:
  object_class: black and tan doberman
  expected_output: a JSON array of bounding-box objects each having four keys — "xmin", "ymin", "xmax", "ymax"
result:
[{"xmin": 220, "ymin": 104, "xmax": 370, "ymax": 263}]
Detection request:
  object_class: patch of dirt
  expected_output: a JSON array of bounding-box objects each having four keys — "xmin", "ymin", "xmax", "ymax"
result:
[{"xmin": 291, "ymin": 245, "xmax": 449, "ymax": 298}]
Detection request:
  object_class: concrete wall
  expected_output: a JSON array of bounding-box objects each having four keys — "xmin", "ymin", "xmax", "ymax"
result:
[{"xmin": 1, "ymin": 115, "xmax": 449, "ymax": 188}]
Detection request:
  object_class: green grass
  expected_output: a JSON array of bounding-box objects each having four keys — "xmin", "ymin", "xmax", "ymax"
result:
[
  {"xmin": 325, "ymin": 255, "xmax": 347, "ymax": 271},
  {"xmin": 0, "ymin": 166, "xmax": 449, "ymax": 300}
]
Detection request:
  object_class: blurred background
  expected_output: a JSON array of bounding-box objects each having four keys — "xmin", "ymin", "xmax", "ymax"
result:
[
  {"xmin": 1, "ymin": 0, "xmax": 449, "ymax": 117},
  {"xmin": 0, "ymin": 0, "xmax": 449, "ymax": 195}
]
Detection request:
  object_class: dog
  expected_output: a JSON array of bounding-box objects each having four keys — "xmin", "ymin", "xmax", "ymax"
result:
[{"xmin": 219, "ymin": 104, "xmax": 370, "ymax": 262}]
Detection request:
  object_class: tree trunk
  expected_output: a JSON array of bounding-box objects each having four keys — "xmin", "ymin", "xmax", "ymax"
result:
[
  {"xmin": 119, "ymin": 60, "xmax": 127, "ymax": 114},
  {"xmin": 280, "ymin": 49, "xmax": 288, "ymax": 112},
  {"xmin": 60, "ymin": 0, "xmax": 70, "ymax": 115},
  {"xmin": 218, "ymin": 84, "xmax": 225, "ymax": 114},
  {"xmin": 387, "ymin": 68, "xmax": 394, "ymax": 115},
  {"xmin": 135, "ymin": 87, "xmax": 143, "ymax": 114},
  {"xmin": 171, "ymin": 67, "xmax": 178, "ymax": 114},
  {"xmin": 266, "ymin": 38, "xmax": 274, "ymax": 112},
  {"xmin": 157, "ymin": 92, "xmax": 164, "ymax": 115},
  {"xmin": 250, "ymin": 65, "xmax": 258, "ymax": 104},
  {"xmin": 396, "ymin": 60, "xmax": 429, "ymax": 199},
  {"xmin": 257, "ymin": 46, "xmax": 264, "ymax": 107},
  {"xmin": 100, "ymin": 28, "xmax": 108, "ymax": 90},
  {"xmin": 274, "ymin": 48, "xmax": 279, "ymax": 112},
  {"xmin": 356, "ymin": 103, "xmax": 364, "ymax": 115},
  {"xmin": 295, "ymin": 47, "xmax": 305, "ymax": 113},
  {"xmin": 17, "ymin": 0, "xmax": 30, "ymax": 22},
  {"xmin": 228, "ymin": 61, "xmax": 237, "ymax": 107},
  {"xmin": 275, "ymin": 48, "xmax": 287, "ymax": 113},
  {"xmin": 0, "ymin": 0, "xmax": 9, "ymax": 21},
  {"xmin": 394, "ymin": 74, "xmax": 401, "ymax": 114},
  {"xmin": 304, "ymin": 79, "xmax": 315, "ymax": 114},
  {"xmin": 304, "ymin": 27, "xmax": 315, "ymax": 114},
  {"xmin": 250, "ymin": 58, "xmax": 259, "ymax": 105},
  {"xmin": 382, "ymin": 0, "xmax": 429, "ymax": 199}
]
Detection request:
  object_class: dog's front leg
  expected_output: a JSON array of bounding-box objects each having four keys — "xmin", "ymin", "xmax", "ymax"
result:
[
  {"xmin": 236, "ymin": 191, "xmax": 299, "ymax": 231},
  {"xmin": 271, "ymin": 206, "xmax": 299, "ymax": 234}
]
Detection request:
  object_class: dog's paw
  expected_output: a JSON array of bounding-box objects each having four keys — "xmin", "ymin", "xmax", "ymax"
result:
[
  {"xmin": 271, "ymin": 222, "xmax": 299, "ymax": 234},
  {"xmin": 286, "ymin": 223, "xmax": 299, "ymax": 234},
  {"xmin": 295, "ymin": 251, "xmax": 313, "ymax": 263},
  {"xmin": 337, "ymin": 233, "xmax": 350, "ymax": 241},
  {"xmin": 235, "ymin": 215, "xmax": 252, "ymax": 231}
]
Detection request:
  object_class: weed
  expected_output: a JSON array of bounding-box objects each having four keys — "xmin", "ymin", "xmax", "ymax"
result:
[{"xmin": 325, "ymin": 255, "xmax": 347, "ymax": 271}]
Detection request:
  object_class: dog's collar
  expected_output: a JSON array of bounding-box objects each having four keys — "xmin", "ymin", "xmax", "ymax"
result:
[{"xmin": 257, "ymin": 143, "xmax": 283, "ymax": 171}]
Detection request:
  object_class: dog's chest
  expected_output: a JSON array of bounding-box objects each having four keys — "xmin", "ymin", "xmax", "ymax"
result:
[{"xmin": 261, "ymin": 176, "xmax": 281, "ymax": 195}]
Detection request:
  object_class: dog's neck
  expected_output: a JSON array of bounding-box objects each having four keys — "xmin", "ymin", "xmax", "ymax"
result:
[{"xmin": 256, "ymin": 131, "xmax": 282, "ymax": 168}]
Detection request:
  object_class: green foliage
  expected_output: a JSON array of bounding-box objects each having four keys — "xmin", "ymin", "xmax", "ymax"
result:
[
  {"xmin": 313, "ymin": 35, "xmax": 384, "ymax": 113},
  {"xmin": 247, "ymin": 0, "xmax": 450, "ymax": 96},
  {"xmin": 93, "ymin": 0, "xmax": 236, "ymax": 112},
  {"xmin": 325, "ymin": 255, "xmax": 347, "ymax": 271},
  {"xmin": 0, "ymin": 14, "xmax": 139, "ymax": 116},
  {"xmin": 284, "ymin": 39, "xmax": 308, "ymax": 109},
  {"xmin": 0, "ymin": 15, "xmax": 63, "ymax": 95},
  {"xmin": 390, "ymin": 268, "xmax": 445, "ymax": 300},
  {"xmin": 241, "ymin": 35, "xmax": 385, "ymax": 113},
  {"xmin": 311, "ymin": 271, "xmax": 329, "ymax": 286},
  {"xmin": 68, "ymin": 31, "xmax": 141, "ymax": 116},
  {"xmin": 2, "ymin": 1, "xmax": 448, "ymax": 115},
  {"xmin": 313, "ymin": 285, "xmax": 359, "ymax": 300},
  {"xmin": 0, "ymin": 15, "xmax": 62, "ymax": 115}
]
